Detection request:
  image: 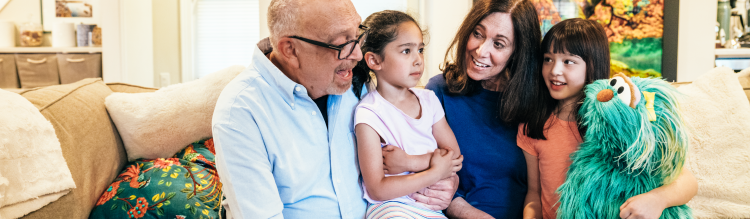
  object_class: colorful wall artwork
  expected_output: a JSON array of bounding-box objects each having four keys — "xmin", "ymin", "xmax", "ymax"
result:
[
  {"xmin": 42, "ymin": 0, "xmax": 101, "ymax": 31},
  {"xmin": 533, "ymin": 0, "xmax": 664, "ymax": 78}
]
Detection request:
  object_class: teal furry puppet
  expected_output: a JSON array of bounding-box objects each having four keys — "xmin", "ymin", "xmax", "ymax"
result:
[{"xmin": 556, "ymin": 73, "xmax": 692, "ymax": 219}]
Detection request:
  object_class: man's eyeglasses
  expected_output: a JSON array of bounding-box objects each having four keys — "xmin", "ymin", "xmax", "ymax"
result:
[{"xmin": 287, "ymin": 25, "xmax": 369, "ymax": 60}]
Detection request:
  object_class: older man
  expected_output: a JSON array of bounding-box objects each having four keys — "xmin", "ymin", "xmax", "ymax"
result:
[{"xmin": 212, "ymin": 0, "xmax": 456, "ymax": 218}]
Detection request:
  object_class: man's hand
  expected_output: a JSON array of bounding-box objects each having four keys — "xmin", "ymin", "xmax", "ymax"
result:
[
  {"xmin": 409, "ymin": 174, "xmax": 459, "ymax": 211},
  {"xmin": 382, "ymin": 145, "xmax": 414, "ymax": 174},
  {"xmin": 619, "ymin": 192, "xmax": 667, "ymax": 219}
]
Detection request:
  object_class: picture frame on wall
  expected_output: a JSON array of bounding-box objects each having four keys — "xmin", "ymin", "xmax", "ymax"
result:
[
  {"xmin": 41, "ymin": 0, "xmax": 101, "ymax": 31},
  {"xmin": 532, "ymin": 0, "xmax": 667, "ymax": 79}
]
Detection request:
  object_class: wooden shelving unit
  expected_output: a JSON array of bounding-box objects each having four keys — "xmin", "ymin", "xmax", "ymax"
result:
[{"xmin": 0, "ymin": 47, "xmax": 102, "ymax": 54}]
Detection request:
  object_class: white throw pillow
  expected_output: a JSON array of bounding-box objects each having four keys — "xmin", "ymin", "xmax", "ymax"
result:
[
  {"xmin": 0, "ymin": 89, "xmax": 75, "ymax": 218},
  {"xmin": 105, "ymin": 65, "xmax": 245, "ymax": 160}
]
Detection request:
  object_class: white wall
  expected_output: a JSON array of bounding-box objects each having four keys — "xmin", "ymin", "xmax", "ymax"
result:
[
  {"xmin": 676, "ymin": 0, "xmax": 716, "ymax": 82},
  {"xmin": 153, "ymin": 0, "xmax": 181, "ymax": 87},
  {"xmin": 101, "ymin": 0, "xmax": 121, "ymax": 83},
  {"xmin": 100, "ymin": 0, "xmax": 180, "ymax": 87},
  {"xmin": 258, "ymin": 0, "xmax": 421, "ymax": 41},
  {"xmin": 422, "ymin": 0, "xmax": 472, "ymax": 85},
  {"xmin": 259, "ymin": 0, "xmax": 270, "ymax": 40},
  {"xmin": 120, "ymin": 0, "xmax": 154, "ymax": 87},
  {"xmin": 351, "ymin": 0, "xmax": 408, "ymax": 20}
]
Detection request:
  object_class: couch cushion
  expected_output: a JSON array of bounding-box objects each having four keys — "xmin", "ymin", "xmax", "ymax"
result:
[
  {"xmin": 105, "ymin": 65, "xmax": 245, "ymax": 160},
  {"xmin": 89, "ymin": 138, "xmax": 222, "ymax": 219},
  {"xmin": 19, "ymin": 78, "xmax": 128, "ymax": 219},
  {"xmin": 106, "ymin": 83, "xmax": 159, "ymax": 94},
  {"xmin": 672, "ymin": 70, "xmax": 750, "ymax": 104}
]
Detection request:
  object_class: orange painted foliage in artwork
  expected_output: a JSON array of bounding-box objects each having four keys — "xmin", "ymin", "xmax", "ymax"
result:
[{"xmin": 588, "ymin": 0, "xmax": 664, "ymax": 43}]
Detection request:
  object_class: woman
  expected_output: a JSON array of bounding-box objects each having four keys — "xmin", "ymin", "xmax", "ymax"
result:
[
  {"xmin": 424, "ymin": 0, "xmax": 539, "ymax": 218},
  {"xmin": 387, "ymin": 0, "xmax": 697, "ymax": 218}
]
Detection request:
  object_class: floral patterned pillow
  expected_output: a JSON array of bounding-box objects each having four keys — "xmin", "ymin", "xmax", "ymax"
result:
[{"xmin": 90, "ymin": 138, "xmax": 223, "ymax": 219}]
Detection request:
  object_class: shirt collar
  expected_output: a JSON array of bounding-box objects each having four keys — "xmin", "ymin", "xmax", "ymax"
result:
[{"xmin": 251, "ymin": 46, "xmax": 305, "ymax": 108}]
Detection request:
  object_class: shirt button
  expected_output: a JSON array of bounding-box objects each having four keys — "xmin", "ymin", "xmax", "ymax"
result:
[
  {"xmin": 290, "ymin": 103, "xmax": 295, "ymax": 107},
  {"xmin": 312, "ymin": 111, "xmax": 317, "ymax": 116},
  {"xmin": 295, "ymin": 87, "xmax": 301, "ymax": 92}
]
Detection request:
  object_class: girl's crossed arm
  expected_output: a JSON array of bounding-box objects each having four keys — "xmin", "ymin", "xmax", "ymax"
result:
[
  {"xmin": 382, "ymin": 117, "xmax": 463, "ymax": 174},
  {"xmin": 357, "ymin": 123, "xmax": 461, "ymax": 201}
]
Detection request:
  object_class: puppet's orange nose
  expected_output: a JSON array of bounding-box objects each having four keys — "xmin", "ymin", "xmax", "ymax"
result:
[{"xmin": 597, "ymin": 89, "xmax": 614, "ymax": 102}]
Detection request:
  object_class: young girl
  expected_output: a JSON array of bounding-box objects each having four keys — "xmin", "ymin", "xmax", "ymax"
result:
[
  {"xmin": 353, "ymin": 10, "xmax": 463, "ymax": 219},
  {"xmin": 517, "ymin": 18, "xmax": 610, "ymax": 219},
  {"xmin": 519, "ymin": 18, "xmax": 698, "ymax": 219}
]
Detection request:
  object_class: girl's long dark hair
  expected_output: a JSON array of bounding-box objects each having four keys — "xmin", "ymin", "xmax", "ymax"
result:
[
  {"xmin": 351, "ymin": 10, "xmax": 424, "ymax": 98},
  {"xmin": 522, "ymin": 18, "xmax": 610, "ymax": 140}
]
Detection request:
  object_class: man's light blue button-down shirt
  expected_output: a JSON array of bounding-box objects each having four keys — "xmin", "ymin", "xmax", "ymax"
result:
[{"xmin": 212, "ymin": 46, "xmax": 366, "ymax": 219}]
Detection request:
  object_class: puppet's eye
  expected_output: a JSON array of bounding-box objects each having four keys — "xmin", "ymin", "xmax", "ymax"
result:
[{"xmin": 609, "ymin": 76, "xmax": 632, "ymax": 106}]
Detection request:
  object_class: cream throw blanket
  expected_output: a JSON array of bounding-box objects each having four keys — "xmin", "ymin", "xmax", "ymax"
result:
[
  {"xmin": 0, "ymin": 89, "xmax": 76, "ymax": 219},
  {"xmin": 677, "ymin": 67, "xmax": 750, "ymax": 218}
]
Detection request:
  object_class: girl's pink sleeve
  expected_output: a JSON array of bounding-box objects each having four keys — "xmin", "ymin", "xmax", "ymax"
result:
[{"xmin": 427, "ymin": 90, "xmax": 445, "ymax": 125}]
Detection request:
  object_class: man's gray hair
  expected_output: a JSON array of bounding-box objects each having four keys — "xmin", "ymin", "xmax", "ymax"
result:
[{"xmin": 267, "ymin": 0, "xmax": 301, "ymax": 48}]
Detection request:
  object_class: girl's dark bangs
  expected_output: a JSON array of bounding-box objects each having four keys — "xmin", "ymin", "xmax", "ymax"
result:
[{"xmin": 545, "ymin": 26, "xmax": 587, "ymax": 59}]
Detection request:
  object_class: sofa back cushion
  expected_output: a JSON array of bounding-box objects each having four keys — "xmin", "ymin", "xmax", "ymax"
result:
[
  {"xmin": 672, "ymin": 71, "xmax": 750, "ymax": 103},
  {"xmin": 18, "ymin": 78, "xmax": 128, "ymax": 218},
  {"xmin": 106, "ymin": 82, "xmax": 159, "ymax": 94}
]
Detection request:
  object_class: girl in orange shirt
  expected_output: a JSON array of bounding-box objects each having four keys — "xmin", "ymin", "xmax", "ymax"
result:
[{"xmin": 518, "ymin": 18, "xmax": 698, "ymax": 219}]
